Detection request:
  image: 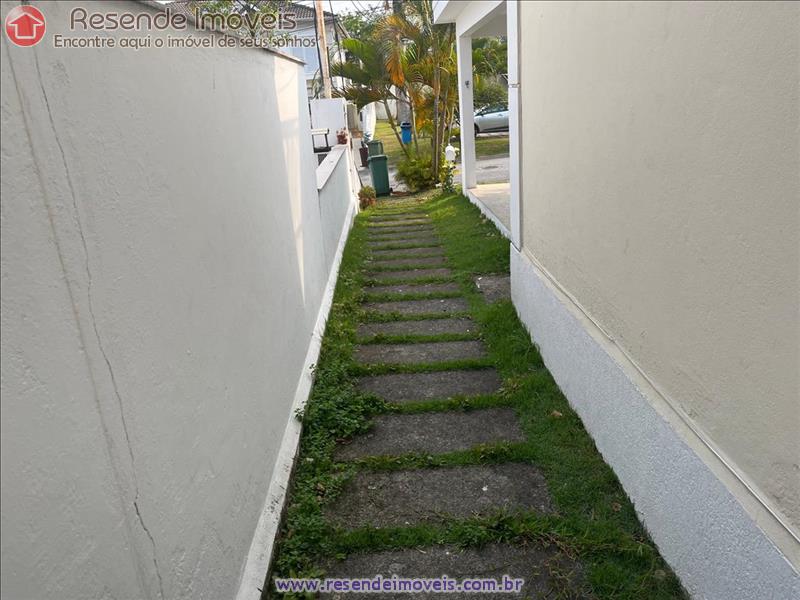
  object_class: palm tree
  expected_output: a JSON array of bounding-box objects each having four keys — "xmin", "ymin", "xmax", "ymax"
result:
[
  {"xmin": 377, "ymin": 0, "xmax": 457, "ymax": 178},
  {"xmin": 331, "ymin": 39, "xmax": 411, "ymax": 159}
]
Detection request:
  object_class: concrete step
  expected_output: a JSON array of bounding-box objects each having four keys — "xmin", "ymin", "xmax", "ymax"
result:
[
  {"xmin": 334, "ymin": 408, "xmax": 525, "ymax": 461},
  {"xmin": 355, "ymin": 340, "xmax": 486, "ymax": 365},
  {"xmin": 369, "ymin": 213, "xmax": 429, "ymax": 222},
  {"xmin": 371, "ymin": 246, "xmax": 444, "ymax": 259},
  {"xmin": 365, "ymin": 231, "xmax": 439, "ymax": 244},
  {"xmin": 357, "ymin": 369, "xmax": 501, "ymax": 403},
  {"xmin": 475, "ymin": 274, "xmax": 511, "ymax": 303},
  {"xmin": 364, "ymin": 282, "xmax": 461, "ymax": 297},
  {"xmin": 367, "ymin": 256, "xmax": 447, "ymax": 269},
  {"xmin": 368, "ymin": 219, "xmax": 431, "ymax": 228},
  {"xmin": 365, "ymin": 268, "xmax": 453, "ymax": 283},
  {"xmin": 320, "ymin": 543, "xmax": 585, "ymax": 599},
  {"xmin": 367, "ymin": 225, "xmax": 436, "ymax": 237},
  {"xmin": 324, "ymin": 463, "xmax": 554, "ymax": 528},
  {"xmin": 366, "ymin": 238, "xmax": 441, "ymax": 251},
  {"xmin": 362, "ymin": 298, "xmax": 469, "ymax": 317},
  {"xmin": 357, "ymin": 318, "xmax": 477, "ymax": 340}
]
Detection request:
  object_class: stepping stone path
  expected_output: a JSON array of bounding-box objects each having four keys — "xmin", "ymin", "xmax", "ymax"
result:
[
  {"xmin": 371, "ymin": 246, "xmax": 445, "ymax": 258},
  {"xmin": 355, "ymin": 340, "xmax": 487, "ymax": 365},
  {"xmin": 366, "ymin": 267, "xmax": 453, "ymax": 282},
  {"xmin": 356, "ymin": 318, "xmax": 477, "ymax": 341},
  {"xmin": 365, "ymin": 282, "xmax": 461, "ymax": 296},
  {"xmin": 475, "ymin": 274, "xmax": 512, "ymax": 303},
  {"xmin": 322, "ymin": 544, "xmax": 584, "ymax": 599},
  {"xmin": 357, "ymin": 369, "xmax": 501, "ymax": 403},
  {"xmin": 361, "ymin": 298, "xmax": 469, "ymax": 317},
  {"xmin": 334, "ymin": 407, "xmax": 525, "ymax": 460},
  {"xmin": 367, "ymin": 255, "xmax": 447, "ymax": 269},
  {"xmin": 316, "ymin": 199, "xmax": 585, "ymax": 598},
  {"xmin": 324, "ymin": 463, "xmax": 554, "ymax": 528}
]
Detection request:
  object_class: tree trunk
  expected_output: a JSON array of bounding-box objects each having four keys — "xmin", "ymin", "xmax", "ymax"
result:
[
  {"xmin": 408, "ymin": 90, "xmax": 419, "ymax": 154},
  {"xmin": 384, "ymin": 99, "xmax": 410, "ymax": 159},
  {"xmin": 431, "ymin": 66, "xmax": 441, "ymax": 178}
]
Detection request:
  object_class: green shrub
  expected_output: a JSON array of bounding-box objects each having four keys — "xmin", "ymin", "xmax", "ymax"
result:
[
  {"xmin": 474, "ymin": 80, "xmax": 508, "ymax": 110},
  {"xmin": 439, "ymin": 158, "xmax": 456, "ymax": 193},
  {"xmin": 397, "ymin": 152, "xmax": 436, "ymax": 192},
  {"xmin": 358, "ymin": 185, "xmax": 376, "ymax": 209}
]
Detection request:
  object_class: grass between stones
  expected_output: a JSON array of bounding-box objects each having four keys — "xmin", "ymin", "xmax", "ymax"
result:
[{"xmin": 266, "ymin": 191, "xmax": 686, "ymax": 599}]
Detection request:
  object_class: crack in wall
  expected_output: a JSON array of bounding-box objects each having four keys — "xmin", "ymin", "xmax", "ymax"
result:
[{"xmin": 26, "ymin": 46, "xmax": 166, "ymax": 600}]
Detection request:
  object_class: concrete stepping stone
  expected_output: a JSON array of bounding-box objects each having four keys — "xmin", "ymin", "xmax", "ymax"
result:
[
  {"xmin": 370, "ymin": 213, "xmax": 429, "ymax": 222},
  {"xmin": 368, "ymin": 219, "xmax": 431, "ymax": 228},
  {"xmin": 324, "ymin": 463, "xmax": 554, "ymax": 528},
  {"xmin": 368, "ymin": 219, "xmax": 430, "ymax": 227},
  {"xmin": 367, "ymin": 226, "xmax": 436, "ymax": 237},
  {"xmin": 475, "ymin": 274, "xmax": 511, "ymax": 303},
  {"xmin": 321, "ymin": 543, "xmax": 585, "ymax": 599},
  {"xmin": 357, "ymin": 318, "xmax": 476, "ymax": 340},
  {"xmin": 366, "ymin": 239, "xmax": 441, "ymax": 250},
  {"xmin": 366, "ymin": 268, "xmax": 453, "ymax": 282},
  {"xmin": 367, "ymin": 256, "xmax": 446, "ymax": 269},
  {"xmin": 371, "ymin": 246, "xmax": 444, "ymax": 258},
  {"xmin": 362, "ymin": 298, "xmax": 469, "ymax": 316},
  {"xmin": 334, "ymin": 408, "xmax": 525, "ymax": 460},
  {"xmin": 367, "ymin": 230, "xmax": 441, "ymax": 246},
  {"xmin": 355, "ymin": 340, "xmax": 486, "ymax": 365},
  {"xmin": 364, "ymin": 282, "xmax": 460, "ymax": 296},
  {"xmin": 357, "ymin": 369, "xmax": 501, "ymax": 403}
]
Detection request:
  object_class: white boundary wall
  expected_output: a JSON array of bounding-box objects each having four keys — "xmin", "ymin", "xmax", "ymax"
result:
[{"xmin": 0, "ymin": 1, "xmax": 357, "ymax": 598}]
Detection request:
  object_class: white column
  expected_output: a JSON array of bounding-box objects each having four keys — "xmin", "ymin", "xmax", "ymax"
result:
[
  {"xmin": 456, "ymin": 35, "xmax": 477, "ymax": 190},
  {"xmin": 507, "ymin": 0, "xmax": 522, "ymax": 249}
]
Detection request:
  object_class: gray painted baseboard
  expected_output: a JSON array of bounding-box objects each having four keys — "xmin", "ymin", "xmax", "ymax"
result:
[{"xmin": 510, "ymin": 247, "xmax": 799, "ymax": 600}]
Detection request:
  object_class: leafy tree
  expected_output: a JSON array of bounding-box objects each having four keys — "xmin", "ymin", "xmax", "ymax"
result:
[
  {"xmin": 339, "ymin": 9, "xmax": 383, "ymax": 42},
  {"xmin": 331, "ymin": 38, "xmax": 411, "ymax": 158},
  {"xmin": 474, "ymin": 80, "xmax": 508, "ymax": 110},
  {"xmin": 472, "ymin": 37, "xmax": 507, "ymax": 78},
  {"xmin": 377, "ymin": 0, "xmax": 458, "ymax": 179},
  {"xmin": 332, "ymin": 0, "xmax": 459, "ymax": 180}
]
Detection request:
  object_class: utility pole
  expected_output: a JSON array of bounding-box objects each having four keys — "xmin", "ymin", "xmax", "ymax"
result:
[
  {"xmin": 315, "ymin": 0, "xmax": 332, "ymax": 99},
  {"xmin": 392, "ymin": 0, "xmax": 411, "ymax": 125}
]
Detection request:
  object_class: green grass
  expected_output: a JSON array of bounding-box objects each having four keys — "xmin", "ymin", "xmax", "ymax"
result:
[
  {"xmin": 373, "ymin": 120, "xmax": 415, "ymax": 166},
  {"xmin": 373, "ymin": 120, "xmax": 509, "ymax": 168},
  {"xmin": 266, "ymin": 191, "xmax": 686, "ymax": 599},
  {"xmin": 475, "ymin": 133, "xmax": 510, "ymax": 158},
  {"xmin": 453, "ymin": 132, "xmax": 510, "ymax": 158}
]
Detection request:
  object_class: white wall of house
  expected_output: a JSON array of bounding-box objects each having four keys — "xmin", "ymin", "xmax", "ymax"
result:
[
  {"xmin": 436, "ymin": 0, "xmax": 799, "ymax": 596},
  {"xmin": 0, "ymin": 1, "xmax": 356, "ymax": 598},
  {"xmin": 310, "ymin": 97, "xmax": 348, "ymax": 136},
  {"xmin": 512, "ymin": 1, "xmax": 799, "ymax": 597}
]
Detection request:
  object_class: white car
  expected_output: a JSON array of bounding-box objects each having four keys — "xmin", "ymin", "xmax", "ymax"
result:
[{"xmin": 474, "ymin": 105, "xmax": 509, "ymax": 134}]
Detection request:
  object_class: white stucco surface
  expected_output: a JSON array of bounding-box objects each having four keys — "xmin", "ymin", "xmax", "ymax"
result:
[
  {"xmin": 310, "ymin": 98, "xmax": 348, "ymax": 138},
  {"xmin": 511, "ymin": 248, "xmax": 800, "ymax": 600},
  {"xmin": 0, "ymin": 1, "xmax": 356, "ymax": 598},
  {"xmin": 518, "ymin": 0, "xmax": 799, "ymax": 551}
]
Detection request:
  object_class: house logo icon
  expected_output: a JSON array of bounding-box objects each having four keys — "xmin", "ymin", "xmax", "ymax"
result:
[{"xmin": 5, "ymin": 5, "xmax": 46, "ymax": 47}]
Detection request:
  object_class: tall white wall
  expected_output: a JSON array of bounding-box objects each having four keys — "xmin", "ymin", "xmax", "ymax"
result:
[
  {"xmin": 514, "ymin": 0, "xmax": 799, "ymax": 595},
  {"xmin": 0, "ymin": 1, "xmax": 355, "ymax": 598}
]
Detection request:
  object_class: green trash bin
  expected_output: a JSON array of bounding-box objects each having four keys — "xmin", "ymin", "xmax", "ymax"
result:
[
  {"xmin": 368, "ymin": 154, "xmax": 391, "ymax": 196},
  {"xmin": 366, "ymin": 139, "xmax": 384, "ymax": 158}
]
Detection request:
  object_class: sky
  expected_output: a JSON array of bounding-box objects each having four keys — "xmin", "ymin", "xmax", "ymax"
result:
[{"xmin": 293, "ymin": 1, "xmax": 389, "ymax": 16}]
